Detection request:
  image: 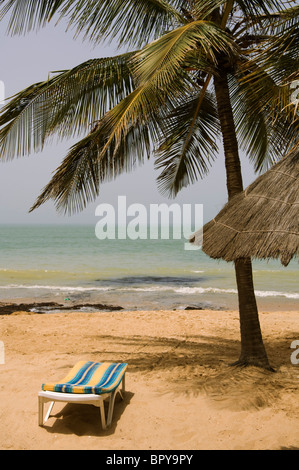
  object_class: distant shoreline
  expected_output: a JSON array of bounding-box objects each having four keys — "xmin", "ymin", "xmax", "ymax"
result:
[{"xmin": 0, "ymin": 295, "xmax": 298, "ymax": 315}]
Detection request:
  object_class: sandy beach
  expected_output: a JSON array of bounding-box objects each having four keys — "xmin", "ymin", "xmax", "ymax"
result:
[{"xmin": 0, "ymin": 307, "xmax": 299, "ymax": 450}]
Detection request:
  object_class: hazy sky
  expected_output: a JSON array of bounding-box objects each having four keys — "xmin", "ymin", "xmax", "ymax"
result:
[{"xmin": 0, "ymin": 15, "xmax": 258, "ymax": 226}]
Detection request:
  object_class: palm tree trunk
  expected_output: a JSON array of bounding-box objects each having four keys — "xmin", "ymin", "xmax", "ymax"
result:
[{"xmin": 214, "ymin": 71, "xmax": 272, "ymax": 370}]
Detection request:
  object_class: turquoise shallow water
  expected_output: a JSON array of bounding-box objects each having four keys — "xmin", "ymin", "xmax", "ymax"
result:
[{"xmin": 0, "ymin": 224, "xmax": 298, "ymax": 311}]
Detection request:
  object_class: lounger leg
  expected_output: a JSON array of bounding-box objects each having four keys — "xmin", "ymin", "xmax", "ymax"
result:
[
  {"xmin": 44, "ymin": 401, "xmax": 55, "ymax": 423},
  {"xmin": 122, "ymin": 374, "xmax": 126, "ymax": 394},
  {"xmin": 99, "ymin": 401, "xmax": 107, "ymax": 430},
  {"xmin": 39, "ymin": 398, "xmax": 55, "ymax": 426},
  {"xmin": 106, "ymin": 376, "xmax": 126, "ymax": 427},
  {"xmin": 107, "ymin": 389, "xmax": 117, "ymax": 427},
  {"xmin": 38, "ymin": 396, "xmax": 44, "ymax": 426}
]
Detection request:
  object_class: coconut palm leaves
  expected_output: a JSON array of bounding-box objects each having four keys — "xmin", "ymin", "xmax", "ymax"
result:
[
  {"xmin": 155, "ymin": 90, "xmax": 219, "ymax": 196},
  {"xmin": 29, "ymin": 114, "xmax": 154, "ymax": 214},
  {"xmin": 29, "ymin": 19, "xmax": 233, "ymax": 212},
  {"xmin": 62, "ymin": 0, "xmax": 187, "ymax": 47},
  {"xmin": 0, "ymin": 7, "xmax": 236, "ymax": 211},
  {"xmin": 228, "ymin": 58, "xmax": 295, "ymax": 172},
  {"xmin": 237, "ymin": 3, "xmax": 299, "ymax": 153},
  {"xmin": 133, "ymin": 20, "xmax": 236, "ymax": 83},
  {"xmin": 0, "ymin": 0, "xmax": 67, "ymax": 34},
  {"xmin": 0, "ymin": 52, "xmax": 136, "ymax": 159},
  {"xmin": 0, "ymin": 0, "xmax": 297, "ymax": 213},
  {"xmin": 1, "ymin": 0, "xmax": 186, "ymax": 46}
]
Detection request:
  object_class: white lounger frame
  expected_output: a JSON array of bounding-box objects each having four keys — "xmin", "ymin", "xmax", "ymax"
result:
[{"xmin": 38, "ymin": 374, "xmax": 125, "ymax": 429}]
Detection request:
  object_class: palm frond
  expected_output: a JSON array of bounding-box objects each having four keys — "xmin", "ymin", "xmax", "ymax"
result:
[
  {"xmin": 259, "ymin": 5, "xmax": 299, "ymax": 83},
  {"xmin": 257, "ymin": 3, "xmax": 299, "ymax": 32},
  {"xmin": 0, "ymin": 0, "xmax": 186, "ymax": 46},
  {"xmin": 155, "ymin": 89, "xmax": 220, "ymax": 197},
  {"xmin": 62, "ymin": 0, "xmax": 186, "ymax": 47},
  {"xmin": 235, "ymin": 1, "xmax": 298, "ymax": 131},
  {"xmin": 234, "ymin": 0, "xmax": 285, "ymax": 18},
  {"xmin": 230, "ymin": 59, "xmax": 296, "ymax": 172},
  {"xmin": 93, "ymin": 54, "xmax": 193, "ymax": 159},
  {"xmin": 227, "ymin": 0, "xmax": 286, "ymax": 36},
  {"xmin": 133, "ymin": 20, "xmax": 237, "ymax": 85},
  {"xmin": 0, "ymin": 0, "xmax": 68, "ymax": 33},
  {"xmin": 29, "ymin": 107, "xmax": 155, "ymax": 214},
  {"xmin": 31, "ymin": 84, "xmax": 219, "ymax": 213},
  {"xmin": 193, "ymin": 1, "xmax": 226, "ymax": 20},
  {"xmin": 29, "ymin": 65, "xmax": 181, "ymax": 213},
  {"xmin": 0, "ymin": 52, "xmax": 136, "ymax": 159}
]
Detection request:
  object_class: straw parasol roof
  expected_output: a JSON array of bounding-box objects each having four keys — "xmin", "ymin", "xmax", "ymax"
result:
[{"xmin": 190, "ymin": 148, "xmax": 299, "ymax": 266}]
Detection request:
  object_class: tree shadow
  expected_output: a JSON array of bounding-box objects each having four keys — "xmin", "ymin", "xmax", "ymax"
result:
[
  {"xmin": 41, "ymin": 329, "xmax": 299, "ymax": 435},
  {"xmin": 85, "ymin": 332, "xmax": 241, "ymax": 370},
  {"xmin": 83, "ymin": 331, "xmax": 299, "ymax": 412},
  {"xmin": 42, "ymin": 391, "xmax": 134, "ymax": 437}
]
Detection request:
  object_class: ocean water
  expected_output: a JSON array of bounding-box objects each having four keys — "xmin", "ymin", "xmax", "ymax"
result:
[{"xmin": 0, "ymin": 224, "xmax": 298, "ymax": 312}]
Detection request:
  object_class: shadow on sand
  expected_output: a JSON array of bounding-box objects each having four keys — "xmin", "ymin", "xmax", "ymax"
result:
[
  {"xmin": 42, "ymin": 391, "xmax": 134, "ymax": 437},
  {"xmin": 41, "ymin": 330, "xmax": 298, "ymax": 436},
  {"xmin": 83, "ymin": 331, "xmax": 299, "ymax": 412}
]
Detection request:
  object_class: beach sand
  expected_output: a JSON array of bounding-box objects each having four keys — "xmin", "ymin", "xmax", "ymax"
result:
[{"xmin": 0, "ymin": 308, "xmax": 299, "ymax": 450}]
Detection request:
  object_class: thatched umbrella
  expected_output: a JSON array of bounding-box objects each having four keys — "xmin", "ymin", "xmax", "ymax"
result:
[{"xmin": 190, "ymin": 148, "xmax": 299, "ymax": 266}]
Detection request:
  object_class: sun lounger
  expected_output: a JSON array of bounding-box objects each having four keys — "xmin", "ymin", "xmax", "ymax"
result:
[{"xmin": 38, "ymin": 360, "xmax": 127, "ymax": 429}]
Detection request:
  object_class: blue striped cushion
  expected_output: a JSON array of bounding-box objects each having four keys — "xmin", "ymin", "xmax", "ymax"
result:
[{"xmin": 42, "ymin": 361, "xmax": 127, "ymax": 395}]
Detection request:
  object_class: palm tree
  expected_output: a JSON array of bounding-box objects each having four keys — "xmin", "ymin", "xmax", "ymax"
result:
[{"xmin": 0, "ymin": 0, "xmax": 297, "ymax": 369}]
